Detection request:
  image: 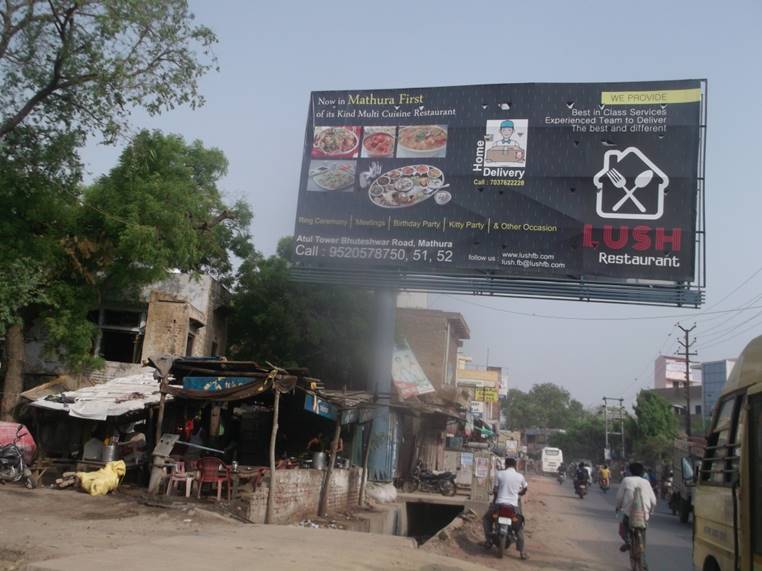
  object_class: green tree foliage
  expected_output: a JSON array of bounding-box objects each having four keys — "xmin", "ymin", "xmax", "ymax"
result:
[
  {"xmin": 549, "ymin": 412, "xmax": 607, "ymax": 463},
  {"xmin": 0, "ymin": 130, "xmax": 252, "ymax": 418},
  {"xmin": 631, "ymin": 390, "xmax": 679, "ymax": 465},
  {"xmin": 502, "ymin": 382, "xmax": 586, "ymax": 430},
  {"xmin": 228, "ymin": 237, "xmax": 373, "ymax": 389},
  {"xmin": 0, "ymin": 0, "xmax": 217, "ymax": 141}
]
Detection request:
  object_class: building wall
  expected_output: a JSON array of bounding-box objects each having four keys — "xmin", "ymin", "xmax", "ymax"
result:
[
  {"xmin": 702, "ymin": 360, "xmax": 735, "ymax": 420},
  {"xmin": 247, "ymin": 468, "xmax": 362, "ymax": 524},
  {"xmin": 654, "ymin": 355, "xmax": 702, "ymax": 389},
  {"xmin": 396, "ymin": 310, "xmax": 461, "ymax": 390}
]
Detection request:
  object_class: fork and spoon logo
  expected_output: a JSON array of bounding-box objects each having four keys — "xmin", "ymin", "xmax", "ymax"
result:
[{"xmin": 593, "ymin": 147, "xmax": 669, "ymax": 220}]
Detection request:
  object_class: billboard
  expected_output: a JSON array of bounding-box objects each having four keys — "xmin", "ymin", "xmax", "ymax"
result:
[
  {"xmin": 391, "ymin": 343, "xmax": 435, "ymax": 399},
  {"xmin": 293, "ymin": 80, "xmax": 706, "ymax": 303}
]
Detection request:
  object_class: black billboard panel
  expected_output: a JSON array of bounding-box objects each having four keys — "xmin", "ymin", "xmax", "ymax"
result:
[{"xmin": 293, "ymin": 81, "xmax": 704, "ymax": 283}]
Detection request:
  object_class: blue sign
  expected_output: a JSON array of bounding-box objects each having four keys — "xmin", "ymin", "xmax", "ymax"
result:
[
  {"xmin": 183, "ymin": 376, "xmax": 255, "ymax": 392},
  {"xmin": 304, "ymin": 393, "xmax": 337, "ymax": 420}
]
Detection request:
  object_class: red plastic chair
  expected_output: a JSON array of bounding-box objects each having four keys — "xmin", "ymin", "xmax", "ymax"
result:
[{"xmin": 195, "ymin": 457, "xmax": 232, "ymax": 501}]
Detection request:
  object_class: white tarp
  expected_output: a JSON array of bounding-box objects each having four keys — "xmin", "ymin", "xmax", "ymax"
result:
[{"xmin": 29, "ymin": 369, "xmax": 168, "ymax": 421}]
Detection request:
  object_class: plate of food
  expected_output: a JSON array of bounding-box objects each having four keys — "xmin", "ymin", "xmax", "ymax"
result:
[
  {"xmin": 312, "ymin": 127, "xmax": 360, "ymax": 157},
  {"xmin": 362, "ymin": 130, "xmax": 396, "ymax": 158},
  {"xmin": 310, "ymin": 162, "xmax": 356, "ymax": 191},
  {"xmin": 397, "ymin": 125, "xmax": 448, "ymax": 156},
  {"xmin": 368, "ymin": 164, "xmax": 446, "ymax": 208}
]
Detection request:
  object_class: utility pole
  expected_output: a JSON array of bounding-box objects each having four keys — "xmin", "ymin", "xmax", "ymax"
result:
[
  {"xmin": 603, "ymin": 397, "xmax": 626, "ymax": 461},
  {"xmin": 676, "ymin": 324, "xmax": 698, "ymax": 437}
]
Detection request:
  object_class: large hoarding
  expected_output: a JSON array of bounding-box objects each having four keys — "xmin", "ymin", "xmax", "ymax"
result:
[{"xmin": 293, "ymin": 80, "xmax": 705, "ymax": 298}]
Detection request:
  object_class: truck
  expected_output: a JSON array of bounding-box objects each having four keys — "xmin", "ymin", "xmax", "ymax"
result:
[{"xmin": 667, "ymin": 435, "xmax": 706, "ymax": 523}]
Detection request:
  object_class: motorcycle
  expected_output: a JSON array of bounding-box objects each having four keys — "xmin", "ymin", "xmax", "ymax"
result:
[
  {"xmin": 574, "ymin": 480, "xmax": 588, "ymax": 498},
  {"xmin": 401, "ymin": 460, "xmax": 457, "ymax": 496},
  {"xmin": 487, "ymin": 504, "xmax": 524, "ymax": 559},
  {"xmin": 0, "ymin": 425, "xmax": 36, "ymax": 489},
  {"xmin": 600, "ymin": 478, "xmax": 610, "ymax": 493},
  {"xmin": 557, "ymin": 472, "xmax": 566, "ymax": 484},
  {"xmin": 662, "ymin": 476, "xmax": 673, "ymax": 500}
]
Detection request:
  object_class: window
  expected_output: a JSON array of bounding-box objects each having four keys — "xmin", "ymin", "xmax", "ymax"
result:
[
  {"xmin": 701, "ymin": 395, "xmax": 741, "ymax": 485},
  {"xmin": 92, "ymin": 308, "xmax": 145, "ymax": 364}
]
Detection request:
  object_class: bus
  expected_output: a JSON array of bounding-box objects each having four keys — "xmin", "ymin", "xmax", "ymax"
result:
[
  {"xmin": 692, "ymin": 335, "xmax": 762, "ymax": 571},
  {"xmin": 540, "ymin": 447, "xmax": 563, "ymax": 474}
]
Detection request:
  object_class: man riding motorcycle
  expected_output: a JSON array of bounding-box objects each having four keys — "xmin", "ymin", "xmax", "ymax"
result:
[
  {"xmin": 574, "ymin": 462, "xmax": 591, "ymax": 496},
  {"xmin": 599, "ymin": 464, "xmax": 611, "ymax": 490},
  {"xmin": 483, "ymin": 457, "xmax": 529, "ymax": 560}
]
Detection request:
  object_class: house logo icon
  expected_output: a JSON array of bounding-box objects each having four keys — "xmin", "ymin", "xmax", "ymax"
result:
[{"xmin": 593, "ymin": 147, "xmax": 669, "ymax": 220}]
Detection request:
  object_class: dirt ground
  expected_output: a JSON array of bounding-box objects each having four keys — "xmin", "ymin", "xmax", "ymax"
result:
[
  {"xmin": 422, "ymin": 475, "xmax": 612, "ymax": 571},
  {"xmin": 0, "ymin": 485, "xmax": 237, "ymax": 571}
]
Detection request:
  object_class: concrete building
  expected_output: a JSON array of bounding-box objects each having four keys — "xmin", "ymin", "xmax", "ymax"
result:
[
  {"xmin": 24, "ymin": 272, "xmax": 230, "ymax": 385},
  {"xmin": 648, "ymin": 385, "xmax": 704, "ymax": 431},
  {"xmin": 701, "ymin": 359, "xmax": 736, "ymax": 420},
  {"xmin": 395, "ymin": 308, "xmax": 470, "ymax": 393},
  {"xmin": 654, "ymin": 355, "xmax": 702, "ymax": 389}
]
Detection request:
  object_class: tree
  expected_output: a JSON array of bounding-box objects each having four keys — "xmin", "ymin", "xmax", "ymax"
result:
[
  {"xmin": 0, "ymin": 130, "xmax": 252, "ymax": 419},
  {"xmin": 630, "ymin": 390, "xmax": 679, "ymax": 465},
  {"xmin": 0, "ymin": 0, "xmax": 216, "ymax": 141},
  {"xmin": 503, "ymin": 383, "xmax": 586, "ymax": 431},
  {"xmin": 549, "ymin": 412, "xmax": 607, "ymax": 463},
  {"xmin": 228, "ymin": 237, "xmax": 373, "ymax": 389}
]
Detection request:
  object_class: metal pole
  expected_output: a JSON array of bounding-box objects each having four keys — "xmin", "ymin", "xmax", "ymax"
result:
[
  {"xmin": 677, "ymin": 324, "xmax": 697, "ymax": 437},
  {"xmin": 603, "ymin": 398, "xmax": 609, "ymax": 460},
  {"xmin": 619, "ymin": 399, "xmax": 625, "ymax": 460},
  {"xmin": 368, "ymin": 288, "xmax": 396, "ymax": 482}
]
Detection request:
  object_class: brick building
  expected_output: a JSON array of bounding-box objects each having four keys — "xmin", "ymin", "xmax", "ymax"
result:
[{"xmin": 395, "ymin": 308, "xmax": 470, "ymax": 393}]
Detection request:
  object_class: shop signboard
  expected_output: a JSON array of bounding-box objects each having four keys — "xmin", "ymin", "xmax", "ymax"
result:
[
  {"xmin": 392, "ymin": 343, "xmax": 435, "ymax": 399},
  {"xmin": 293, "ymin": 80, "xmax": 706, "ymax": 304},
  {"xmin": 475, "ymin": 387, "xmax": 499, "ymax": 403},
  {"xmin": 304, "ymin": 393, "xmax": 337, "ymax": 420}
]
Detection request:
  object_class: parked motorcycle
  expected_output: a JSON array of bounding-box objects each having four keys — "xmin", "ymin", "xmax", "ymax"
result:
[
  {"xmin": 0, "ymin": 425, "xmax": 36, "ymax": 489},
  {"xmin": 401, "ymin": 460, "xmax": 457, "ymax": 496},
  {"xmin": 487, "ymin": 504, "xmax": 524, "ymax": 559}
]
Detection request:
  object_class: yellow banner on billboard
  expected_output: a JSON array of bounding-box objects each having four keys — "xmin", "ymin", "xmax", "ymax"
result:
[{"xmin": 601, "ymin": 88, "xmax": 701, "ymax": 105}]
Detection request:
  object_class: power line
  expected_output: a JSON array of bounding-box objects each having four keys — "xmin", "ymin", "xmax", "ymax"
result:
[
  {"xmin": 703, "ymin": 265, "xmax": 762, "ymax": 310},
  {"xmin": 443, "ymin": 294, "xmax": 762, "ymax": 322}
]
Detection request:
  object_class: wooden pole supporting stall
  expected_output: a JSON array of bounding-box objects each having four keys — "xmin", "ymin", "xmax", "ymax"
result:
[
  {"xmin": 155, "ymin": 380, "xmax": 167, "ymax": 446},
  {"xmin": 358, "ymin": 416, "xmax": 374, "ymax": 506},
  {"xmin": 319, "ymin": 415, "xmax": 342, "ymax": 516},
  {"xmin": 265, "ymin": 389, "xmax": 281, "ymax": 524}
]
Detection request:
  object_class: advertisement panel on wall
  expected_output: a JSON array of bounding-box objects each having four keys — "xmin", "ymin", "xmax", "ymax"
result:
[{"xmin": 293, "ymin": 80, "xmax": 705, "ymax": 289}]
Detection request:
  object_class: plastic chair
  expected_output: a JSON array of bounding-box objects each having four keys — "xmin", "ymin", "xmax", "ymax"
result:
[
  {"xmin": 195, "ymin": 457, "xmax": 232, "ymax": 501},
  {"xmin": 165, "ymin": 460, "xmax": 194, "ymax": 498}
]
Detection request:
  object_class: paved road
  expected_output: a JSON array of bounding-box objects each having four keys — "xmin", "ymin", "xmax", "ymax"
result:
[{"xmin": 551, "ymin": 478, "xmax": 693, "ymax": 571}]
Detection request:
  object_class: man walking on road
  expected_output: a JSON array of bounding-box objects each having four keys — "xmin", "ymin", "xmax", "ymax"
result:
[
  {"xmin": 483, "ymin": 457, "xmax": 529, "ymax": 560},
  {"xmin": 616, "ymin": 462, "xmax": 657, "ymax": 552}
]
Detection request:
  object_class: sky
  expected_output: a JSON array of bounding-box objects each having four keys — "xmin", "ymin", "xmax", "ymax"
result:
[{"xmin": 81, "ymin": 0, "xmax": 762, "ymax": 407}]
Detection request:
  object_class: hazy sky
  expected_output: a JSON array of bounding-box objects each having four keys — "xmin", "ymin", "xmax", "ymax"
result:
[{"xmin": 81, "ymin": 0, "xmax": 762, "ymax": 407}]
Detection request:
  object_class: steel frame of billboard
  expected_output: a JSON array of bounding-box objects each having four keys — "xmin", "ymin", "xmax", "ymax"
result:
[{"xmin": 292, "ymin": 81, "xmax": 708, "ymax": 308}]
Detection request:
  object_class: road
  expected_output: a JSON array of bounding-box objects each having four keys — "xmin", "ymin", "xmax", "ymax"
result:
[{"xmin": 545, "ymin": 477, "xmax": 693, "ymax": 571}]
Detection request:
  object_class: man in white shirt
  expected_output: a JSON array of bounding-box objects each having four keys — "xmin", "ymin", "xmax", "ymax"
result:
[
  {"xmin": 616, "ymin": 462, "xmax": 657, "ymax": 552},
  {"xmin": 482, "ymin": 457, "xmax": 529, "ymax": 560}
]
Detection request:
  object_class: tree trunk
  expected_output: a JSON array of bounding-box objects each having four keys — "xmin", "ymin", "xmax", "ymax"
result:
[
  {"xmin": 265, "ymin": 389, "xmax": 280, "ymax": 524},
  {"xmin": 319, "ymin": 417, "xmax": 342, "ymax": 516},
  {"xmin": 1, "ymin": 321, "xmax": 24, "ymax": 421}
]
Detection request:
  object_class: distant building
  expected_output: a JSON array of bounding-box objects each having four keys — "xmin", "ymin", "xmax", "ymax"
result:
[
  {"xmin": 654, "ymin": 355, "xmax": 702, "ymax": 389},
  {"xmin": 701, "ymin": 359, "xmax": 736, "ymax": 419},
  {"xmin": 456, "ymin": 353, "xmax": 501, "ymax": 428}
]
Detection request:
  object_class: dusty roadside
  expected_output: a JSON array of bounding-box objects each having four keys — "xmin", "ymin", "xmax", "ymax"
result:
[
  {"xmin": 0, "ymin": 486, "xmax": 237, "ymax": 571},
  {"xmin": 422, "ymin": 475, "xmax": 614, "ymax": 571}
]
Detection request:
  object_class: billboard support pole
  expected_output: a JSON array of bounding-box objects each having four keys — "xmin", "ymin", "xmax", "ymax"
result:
[{"xmin": 368, "ymin": 288, "xmax": 396, "ymax": 482}]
